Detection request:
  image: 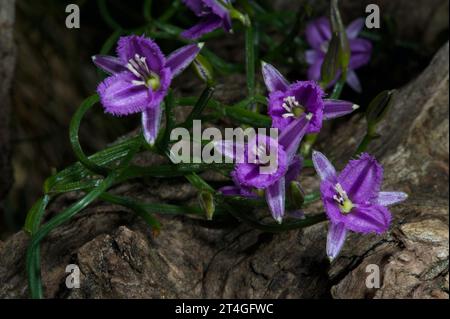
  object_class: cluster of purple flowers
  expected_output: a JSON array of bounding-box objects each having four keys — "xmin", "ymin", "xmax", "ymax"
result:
[{"xmin": 91, "ymin": 0, "xmax": 406, "ymax": 260}]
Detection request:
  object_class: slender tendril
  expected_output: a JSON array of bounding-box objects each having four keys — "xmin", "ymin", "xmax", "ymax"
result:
[{"xmin": 69, "ymin": 94, "xmax": 111, "ymax": 176}]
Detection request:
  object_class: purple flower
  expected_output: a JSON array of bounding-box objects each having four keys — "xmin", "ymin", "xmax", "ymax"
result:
[
  {"xmin": 312, "ymin": 151, "xmax": 408, "ymax": 261},
  {"xmin": 262, "ymin": 62, "xmax": 358, "ymax": 161},
  {"xmin": 181, "ymin": 0, "xmax": 232, "ymax": 40},
  {"xmin": 305, "ymin": 17, "xmax": 372, "ymax": 92},
  {"xmin": 93, "ymin": 35, "xmax": 203, "ymax": 145},
  {"xmin": 216, "ymin": 136, "xmax": 303, "ymax": 223}
]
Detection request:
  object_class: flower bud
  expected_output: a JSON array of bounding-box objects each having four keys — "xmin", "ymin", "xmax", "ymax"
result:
[
  {"xmin": 366, "ymin": 90, "xmax": 396, "ymax": 127},
  {"xmin": 289, "ymin": 181, "xmax": 305, "ymax": 209},
  {"xmin": 193, "ymin": 54, "xmax": 215, "ymax": 86},
  {"xmin": 198, "ymin": 191, "xmax": 215, "ymax": 220},
  {"xmin": 330, "ymin": 0, "xmax": 350, "ymax": 70},
  {"xmin": 320, "ymin": 32, "xmax": 341, "ymax": 86}
]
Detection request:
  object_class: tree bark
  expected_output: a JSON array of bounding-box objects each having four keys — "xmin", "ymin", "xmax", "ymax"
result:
[
  {"xmin": 0, "ymin": 36, "xmax": 447, "ymax": 299},
  {"xmin": 0, "ymin": 0, "xmax": 15, "ymax": 230}
]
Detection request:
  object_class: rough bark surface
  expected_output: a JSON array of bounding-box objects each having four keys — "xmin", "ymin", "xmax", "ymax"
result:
[
  {"xmin": 0, "ymin": 35, "xmax": 448, "ymax": 299},
  {"xmin": 0, "ymin": 0, "xmax": 15, "ymax": 222}
]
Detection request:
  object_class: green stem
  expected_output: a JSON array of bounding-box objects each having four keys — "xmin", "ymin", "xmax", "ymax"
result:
[
  {"xmin": 330, "ymin": 71, "xmax": 347, "ymax": 99},
  {"xmin": 159, "ymin": 0, "xmax": 181, "ymax": 22},
  {"xmin": 27, "ymin": 131, "xmax": 138, "ymax": 299},
  {"xmin": 117, "ymin": 163, "xmax": 234, "ymax": 182},
  {"xmin": 177, "ymin": 96, "xmax": 271, "ymax": 128},
  {"xmin": 222, "ymin": 199, "xmax": 326, "ymax": 233},
  {"xmin": 185, "ymin": 172, "xmax": 215, "ymax": 193},
  {"xmin": 97, "ymin": 0, "xmax": 123, "ymax": 30},
  {"xmin": 156, "ymin": 92, "xmax": 176, "ymax": 153},
  {"xmin": 355, "ymin": 134, "xmax": 371, "ymax": 155},
  {"xmin": 143, "ymin": 0, "xmax": 153, "ymax": 22},
  {"xmin": 245, "ymin": 24, "xmax": 256, "ymax": 110},
  {"xmin": 70, "ymin": 94, "xmax": 111, "ymax": 176},
  {"xmin": 27, "ymin": 173, "xmax": 117, "ymax": 298},
  {"xmin": 100, "ymin": 192, "xmax": 161, "ymax": 230},
  {"xmin": 355, "ymin": 125, "xmax": 377, "ymax": 155},
  {"xmin": 44, "ymin": 135, "xmax": 142, "ymax": 194},
  {"xmin": 266, "ymin": 4, "xmax": 306, "ymax": 60},
  {"xmin": 24, "ymin": 195, "xmax": 52, "ymax": 235},
  {"xmin": 183, "ymin": 86, "xmax": 215, "ymax": 128},
  {"xmin": 24, "ymin": 195, "xmax": 51, "ymax": 299}
]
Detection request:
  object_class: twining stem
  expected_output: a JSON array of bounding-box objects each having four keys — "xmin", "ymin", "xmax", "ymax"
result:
[
  {"xmin": 44, "ymin": 135, "xmax": 142, "ymax": 194},
  {"xmin": 70, "ymin": 94, "xmax": 111, "ymax": 176},
  {"xmin": 245, "ymin": 24, "xmax": 256, "ymax": 110},
  {"xmin": 27, "ymin": 131, "xmax": 140, "ymax": 299},
  {"xmin": 27, "ymin": 173, "xmax": 117, "ymax": 298},
  {"xmin": 24, "ymin": 195, "xmax": 51, "ymax": 300},
  {"xmin": 24, "ymin": 195, "xmax": 52, "ymax": 235},
  {"xmin": 100, "ymin": 192, "xmax": 161, "ymax": 231}
]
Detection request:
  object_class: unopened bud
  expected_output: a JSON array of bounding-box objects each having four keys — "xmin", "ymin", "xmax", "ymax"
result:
[
  {"xmin": 330, "ymin": 0, "xmax": 350, "ymax": 70},
  {"xmin": 289, "ymin": 181, "xmax": 305, "ymax": 209},
  {"xmin": 320, "ymin": 32, "xmax": 341, "ymax": 86},
  {"xmin": 366, "ymin": 90, "xmax": 396, "ymax": 127},
  {"xmin": 199, "ymin": 191, "xmax": 215, "ymax": 220},
  {"xmin": 193, "ymin": 54, "xmax": 215, "ymax": 86}
]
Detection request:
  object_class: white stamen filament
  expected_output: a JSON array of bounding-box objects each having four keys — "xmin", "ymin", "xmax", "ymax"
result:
[
  {"xmin": 334, "ymin": 183, "xmax": 348, "ymax": 200},
  {"xmin": 132, "ymin": 80, "xmax": 146, "ymax": 86},
  {"xmin": 127, "ymin": 63, "xmax": 143, "ymax": 78},
  {"xmin": 282, "ymin": 113, "xmax": 295, "ymax": 118},
  {"xmin": 281, "ymin": 95, "xmax": 304, "ymax": 118},
  {"xmin": 281, "ymin": 103, "xmax": 291, "ymax": 112},
  {"xmin": 127, "ymin": 54, "xmax": 155, "ymax": 87},
  {"xmin": 135, "ymin": 54, "xmax": 150, "ymax": 75}
]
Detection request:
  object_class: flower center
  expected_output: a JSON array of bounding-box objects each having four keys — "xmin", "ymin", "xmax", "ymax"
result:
[
  {"xmin": 333, "ymin": 183, "xmax": 354, "ymax": 214},
  {"xmin": 127, "ymin": 54, "xmax": 161, "ymax": 90},
  {"xmin": 281, "ymin": 96, "xmax": 306, "ymax": 119}
]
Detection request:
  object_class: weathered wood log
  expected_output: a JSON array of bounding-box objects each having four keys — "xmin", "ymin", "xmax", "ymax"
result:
[{"xmin": 0, "ymin": 35, "xmax": 447, "ymax": 299}]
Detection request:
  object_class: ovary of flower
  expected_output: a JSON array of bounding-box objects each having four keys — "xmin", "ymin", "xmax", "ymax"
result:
[{"xmin": 333, "ymin": 183, "xmax": 354, "ymax": 214}]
